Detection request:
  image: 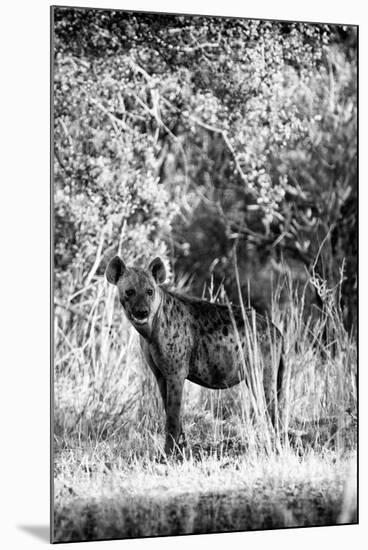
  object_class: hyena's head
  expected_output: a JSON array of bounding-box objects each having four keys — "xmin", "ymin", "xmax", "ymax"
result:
[{"xmin": 105, "ymin": 256, "xmax": 166, "ymax": 331}]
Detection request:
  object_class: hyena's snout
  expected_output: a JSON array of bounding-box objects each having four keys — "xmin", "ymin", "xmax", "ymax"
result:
[
  {"xmin": 132, "ymin": 307, "xmax": 149, "ymax": 321},
  {"xmin": 130, "ymin": 299, "xmax": 151, "ymax": 325}
]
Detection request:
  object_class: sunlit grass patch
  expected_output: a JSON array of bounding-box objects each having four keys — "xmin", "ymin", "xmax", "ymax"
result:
[{"xmin": 54, "ymin": 439, "xmax": 356, "ymax": 542}]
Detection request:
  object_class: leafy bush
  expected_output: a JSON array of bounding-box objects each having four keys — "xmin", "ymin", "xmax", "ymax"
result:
[{"xmin": 53, "ymin": 9, "xmax": 356, "ymax": 331}]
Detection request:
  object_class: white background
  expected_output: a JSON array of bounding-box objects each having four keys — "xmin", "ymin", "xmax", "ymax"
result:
[{"xmin": 1, "ymin": 0, "xmax": 366, "ymax": 547}]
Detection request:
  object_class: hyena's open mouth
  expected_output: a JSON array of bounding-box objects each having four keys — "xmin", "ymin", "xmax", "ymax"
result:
[{"xmin": 131, "ymin": 315, "xmax": 149, "ymax": 326}]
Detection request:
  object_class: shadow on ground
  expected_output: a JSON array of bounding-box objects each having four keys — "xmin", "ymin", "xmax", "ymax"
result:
[{"xmin": 17, "ymin": 525, "xmax": 50, "ymax": 543}]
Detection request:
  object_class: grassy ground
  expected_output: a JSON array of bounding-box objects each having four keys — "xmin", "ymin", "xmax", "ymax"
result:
[
  {"xmin": 53, "ymin": 276, "xmax": 357, "ymax": 542},
  {"xmin": 54, "ymin": 437, "xmax": 355, "ymax": 542}
]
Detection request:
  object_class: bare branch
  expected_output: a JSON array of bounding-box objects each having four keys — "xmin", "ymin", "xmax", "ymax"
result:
[
  {"xmin": 128, "ymin": 88, "xmax": 189, "ymax": 187},
  {"xmin": 81, "ymin": 89, "xmax": 129, "ymax": 135},
  {"xmin": 58, "ymin": 118, "xmax": 74, "ymax": 149}
]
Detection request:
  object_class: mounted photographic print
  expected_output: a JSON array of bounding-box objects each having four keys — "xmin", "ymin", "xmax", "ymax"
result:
[{"xmin": 51, "ymin": 6, "xmax": 358, "ymax": 543}]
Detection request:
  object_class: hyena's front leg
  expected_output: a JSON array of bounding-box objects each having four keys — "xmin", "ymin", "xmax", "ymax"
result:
[
  {"xmin": 146, "ymin": 361, "xmax": 185, "ymax": 439},
  {"xmin": 140, "ymin": 339, "xmax": 168, "ymax": 416},
  {"xmin": 150, "ymin": 365, "xmax": 167, "ymax": 413},
  {"xmin": 164, "ymin": 375, "xmax": 186, "ymax": 455}
]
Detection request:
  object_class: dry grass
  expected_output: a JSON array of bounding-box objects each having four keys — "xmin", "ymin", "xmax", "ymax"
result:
[{"xmin": 53, "ymin": 272, "xmax": 357, "ymax": 542}]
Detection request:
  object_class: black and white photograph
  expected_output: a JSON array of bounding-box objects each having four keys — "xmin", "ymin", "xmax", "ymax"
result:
[{"xmin": 51, "ymin": 5, "xmax": 358, "ymax": 543}]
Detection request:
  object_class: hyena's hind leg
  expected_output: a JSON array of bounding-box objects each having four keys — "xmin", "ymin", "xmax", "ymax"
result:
[{"xmin": 263, "ymin": 351, "xmax": 285, "ymax": 438}]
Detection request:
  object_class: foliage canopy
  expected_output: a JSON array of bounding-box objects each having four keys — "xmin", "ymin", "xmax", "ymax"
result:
[{"xmin": 53, "ymin": 8, "xmax": 357, "ymax": 329}]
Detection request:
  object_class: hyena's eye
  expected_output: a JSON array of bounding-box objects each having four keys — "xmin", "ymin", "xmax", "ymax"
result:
[
  {"xmin": 146, "ymin": 288, "xmax": 153, "ymax": 296},
  {"xmin": 126, "ymin": 289, "xmax": 136, "ymax": 297}
]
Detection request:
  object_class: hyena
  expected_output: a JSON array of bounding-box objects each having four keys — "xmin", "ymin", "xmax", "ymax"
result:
[{"xmin": 106, "ymin": 256, "xmax": 284, "ymax": 455}]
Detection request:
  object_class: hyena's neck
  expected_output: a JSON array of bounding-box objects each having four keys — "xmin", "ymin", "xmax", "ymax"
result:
[{"xmin": 149, "ymin": 287, "xmax": 186, "ymax": 343}]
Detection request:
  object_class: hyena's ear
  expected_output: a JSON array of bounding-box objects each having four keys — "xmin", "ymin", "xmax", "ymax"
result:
[
  {"xmin": 105, "ymin": 256, "xmax": 126, "ymax": 285},
  {"xmin": 148, "ymin": 257, "xmax": 167, "ymax": 284}
]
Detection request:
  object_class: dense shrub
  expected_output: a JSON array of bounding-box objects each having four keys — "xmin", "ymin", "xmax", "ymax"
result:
[{"xmin": 53, "ymin": 8, "xmax": 357, "ymax": 330}]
